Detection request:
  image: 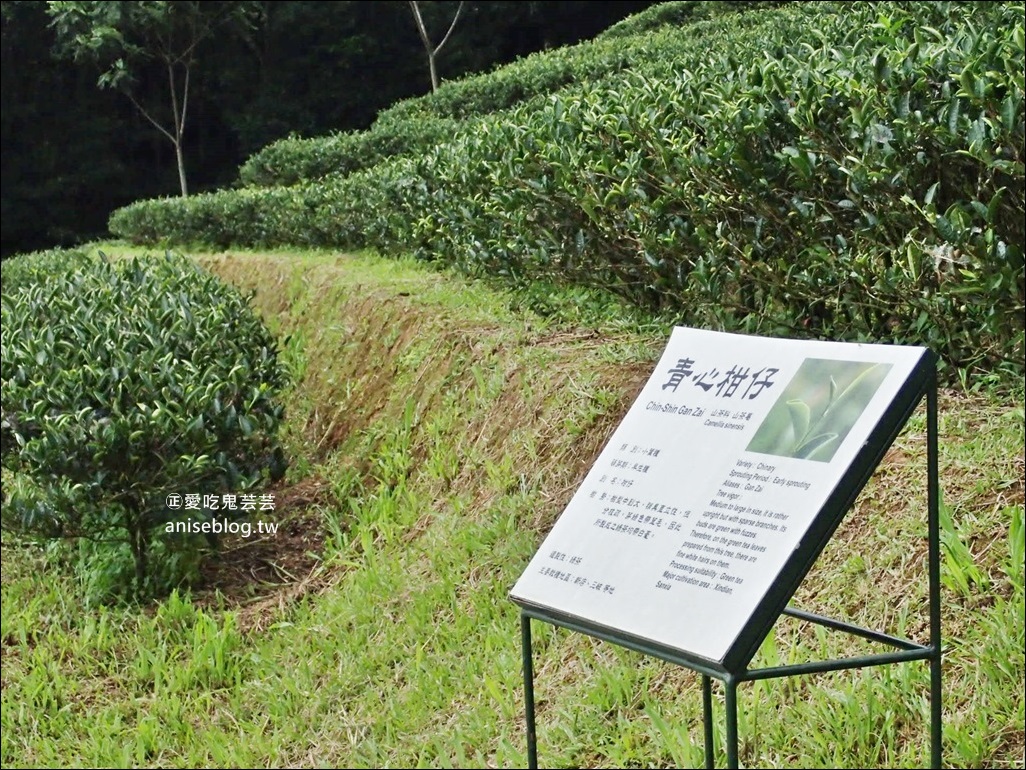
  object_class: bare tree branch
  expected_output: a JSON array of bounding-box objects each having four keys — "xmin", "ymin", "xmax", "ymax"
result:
[
  {"xmin": 433, "ymin": 1, "xmax": 464, "ymax": 56},
  {"xmin": 409, "ymin": 1, "xmax": 432, "ymax": 51},
  {"xmin": 126, "ymin": 90, "xmax": 177, "ymax": 145},
  {"xmin": 408, "ymin": 1, "xmax": 464, "ymax": 92}
]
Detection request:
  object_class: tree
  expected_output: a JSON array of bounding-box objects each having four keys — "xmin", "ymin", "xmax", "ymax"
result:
[
  {"xmin": 46, "ymin": 1, "xmax": 261, "ymax": 197},
  {"xmin": 408, "ymin": 0, "xmax": 463, "ymax": 93}
]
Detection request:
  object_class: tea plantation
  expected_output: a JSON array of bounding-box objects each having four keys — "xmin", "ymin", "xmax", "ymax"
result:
[{"xmin": 2, "ymin": 1, "xmax": 1023, "ymax": 767}]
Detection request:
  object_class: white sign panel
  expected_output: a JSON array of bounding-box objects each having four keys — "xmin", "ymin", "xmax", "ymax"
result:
[{"xmin": 510, "ymin": 327, "xmax": 928, "ymax": 663}]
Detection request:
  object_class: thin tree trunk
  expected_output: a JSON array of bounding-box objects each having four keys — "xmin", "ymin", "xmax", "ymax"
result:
[
  {"xmin": 168, "ymin": 59, "xmax": 191, "ymax": 197},
  {"xmin": 126, "ymin": 504, "xmax": 148, "ymax": 601},
  {"xmin": 409, "ymin": 1, "xmax": 464, "ymax": 93},
  {"xmin": 428, "ymin": 53, "xmax": 439, "ymax": 92},
  {"xmin": 175, "ymin": 140, "xmax": 188, "ymax": 197}
]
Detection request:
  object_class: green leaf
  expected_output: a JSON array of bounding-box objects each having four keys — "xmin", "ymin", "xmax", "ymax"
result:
[
  {"xmin": 924, "ymin": 181, "xmax": 940, "ymax": 207},
  {"xmin": 935, "ymin": 214, "xmax": 958, "ymax": 242},
  {"xmin": 786, "ymin": 399, "xmax": 811, "ymax": 446},
  {"xmin": 794, "ymin": 432, "xmax": 839, "ymax": 460},
  {"xmin": 959, "ymin": 67, "xmax": 982, "ymax": 100},
  {"xmin": 966, "ymin": 118, "xmax": 986, "ymax": 150},
  {"xmin": 986, "ymin": 188, "xmax": 1006, "ymax": 224},
  {"xmin": 1000, "ymin": 94, "xmax": 1019, "ymax": 132},
  {"xmin": 947, "ymin": 97, "xmax": 962, "ymax": 134}
]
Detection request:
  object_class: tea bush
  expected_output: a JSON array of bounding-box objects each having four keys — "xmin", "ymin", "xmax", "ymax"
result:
[
  {"xmin": 108, "ymin": 186, "xmax": 330, "ymax": 249},
  {"xmin": 597, "ymin": 0, "xmax": 788, "ymax": 40},
  {"xmin": 0, "ymin": 250, "xmax": 288, "ymax": 598},
  {"xmin": 237, "ymin": 112, "xmax": 462, "ymax": 188}
]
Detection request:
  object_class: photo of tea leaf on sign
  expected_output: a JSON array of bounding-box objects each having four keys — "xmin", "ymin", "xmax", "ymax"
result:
[{"xmin": 746, "ymin": 359, "xmax": 893, "ymax": 463}]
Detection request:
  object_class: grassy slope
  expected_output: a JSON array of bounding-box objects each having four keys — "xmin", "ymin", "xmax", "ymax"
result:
[{"xmin": 1, "ymin": 246, "xmax": 1023, "ymax": 768}]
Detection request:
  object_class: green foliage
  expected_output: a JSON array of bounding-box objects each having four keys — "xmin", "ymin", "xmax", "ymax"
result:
[
  {"xmin": 237, "ymin": 112, "xmax": 463, "ymax": 188},
  {"xmin": 110, "ymin": 0, "xmax": 1025, "ymax": 388},
  {"xmin": 109, "ymin": 186, "xmax": 330, "ymax": 250},
  {"xmin": 0, "ymin": 247, "xmax": 95, "ymax": 292},
  {"xmin": 0, "ymin": 249, "xmax": 288, "ymax": 598},
  {"xmin": 747, "ymin": 361, "xmax": 892, "ymax": 462},
  {"xmin": 597, "ymin": 0, "xmax": 788, "ymax": 40},
  {"xmin": 46, "ymin": 1, "xmax": 262, "ymax": 91}
]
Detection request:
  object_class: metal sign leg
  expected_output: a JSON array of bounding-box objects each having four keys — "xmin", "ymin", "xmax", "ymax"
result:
[
  {"xmin": 725, "ymin": 678, "xmax": 739, "ymax": 769},
  {"xmin": 927, "ymin": 379, "xmax": 943, "ymax": 769},
  {"xmin": 522, "ymin": 613, "xmax": 538, "ymax": 770},
  {"xmin": 703, "ymin": 675, "xmax": 715, "ymax": 769}
]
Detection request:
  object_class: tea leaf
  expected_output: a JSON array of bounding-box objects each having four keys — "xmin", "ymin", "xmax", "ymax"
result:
[
  {"xmin": 786, "ymin": 399, "xmax": 812, "ymax": 446},
  {"xmin": 794, "ymin": 432, "xmax": 839, "ymax": 461}
]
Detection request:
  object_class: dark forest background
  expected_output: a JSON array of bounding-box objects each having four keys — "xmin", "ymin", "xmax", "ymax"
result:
[{"xmin": 1, "ymin": 0, "xmax": 659, "ymax": 258}]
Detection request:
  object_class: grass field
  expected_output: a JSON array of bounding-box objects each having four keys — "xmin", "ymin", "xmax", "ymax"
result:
[{"xmin": 2, "ymin": 247, "xmax": 1023, "ymax": 768}]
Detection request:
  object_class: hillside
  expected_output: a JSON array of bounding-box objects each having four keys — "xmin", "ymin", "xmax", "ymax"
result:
[{"xmin": 2, "ymin": 246, "xmax": 1022, "ymax": 768}]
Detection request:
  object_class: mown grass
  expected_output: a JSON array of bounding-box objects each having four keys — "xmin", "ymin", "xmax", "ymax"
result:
[{"xmin": 1, "ymin": 247, "xmax": 1023, "ymax": 768}]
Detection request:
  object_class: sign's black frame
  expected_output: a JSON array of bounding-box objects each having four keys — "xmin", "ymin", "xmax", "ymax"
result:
[{"xmin": 514, "ymin": 351, "xmax": 941, "ymax": 768}]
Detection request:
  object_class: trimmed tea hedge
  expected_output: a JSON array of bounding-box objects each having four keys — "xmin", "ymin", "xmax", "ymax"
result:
[
  {"xmin": 1, "ymin": 250, "xmax": 288, "ymax": 597},
  {"xmin": 237, "ymin": 112, "xmax": 463, "ymax": 189},
  {"xmin": 597, "ymin": 0, "xmax": 788, "ymax": 40}
]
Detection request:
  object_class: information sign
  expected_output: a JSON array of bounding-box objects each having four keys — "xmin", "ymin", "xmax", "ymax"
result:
[{"xmin": 510, "ymin": 327, "xmax": 932, "ymax": 668}]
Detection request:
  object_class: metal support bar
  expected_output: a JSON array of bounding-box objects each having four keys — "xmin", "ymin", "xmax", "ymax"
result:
[
  {"xmin": 703, "ymin": 674, "xmax": 714, "ymax": 770},
  {"xmin": 927, "ymin": 375, "xmax": 943, "ymax": 769},
  {"xmin": 522, "ymin": 612, "xmax": 538, "ymax": 770},
  {"xmin": 520, "ymin": 605, "xmax": 727, "ymax": 679},
  {"xmin": 742, "ymin": 646, "xmax": 934, "ymax": 681},
  {"xmin": 725, "ymin": 678, "xmax": 739, "ymax": 770},
  {"xmin": 781, "ymin": 606, "xmax": 924, "ymax": 650}
]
